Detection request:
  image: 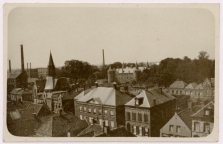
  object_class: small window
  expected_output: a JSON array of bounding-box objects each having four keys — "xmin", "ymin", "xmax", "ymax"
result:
[
  {"xmin": 99, "ymin": 109, "xmax": 102, "ymax": 115},
  {"xmin": 138, "ymin": 113, "xmax": 142, "ymax": 122},
  {"xmin": 111, "ymin": 121, "xmax": 114, "ymax": 128},
  {"xmin": 79, "ymin": 106, "xmax": 82, "ymax": 112},
  {"xmin": 93, "ymin": 108, "xmax": 97, "ymax": 114},
  {"xmin": 205, "ymin": 109, "xmax": 210, "ymax": 116},
  {"xmin": 176, "ymin": 126, "xmax": 181, "ymax": 133},
  {"xmin": 126, "ymin": 112, "xmax": 130, "ymax": 121},
  {"xmin": 104, "ymin": 110, "xmax": 108, "ymax": 116},
  {"xmin": 132, "ymin": 112, "xmax": 136, "ymax": 121},
  {"xmin": 135, "ymin": 99, "xmax": 139, "ymax": 105},
  {"xmin": 169, "ymin": 125, "xmax": 174, "ymax": 132},
  {"xmin": 144, "ymin": 113, "xmax": 148, "ymax": 122},
  {"xmin": 194, "ymin": 122, "xmax": 200, "ymax": 132},
  {"xmin": 80, "ymin": 115, "xmax": 82, "ymax": 120},
  {"xmin": 99, "ymin": 119, "xmax": 103, "ymax": 126},
  {"xmin": 110, "ymin": 111, "xmax": 114, "ymax": 116},
  {"xmin": 88, "ymin": 108, "xmax": 91, "ymax": 113},
  {"xmin": 84, "ymin": 107, "xmax": 87, "ymax": 112},
  {"xmin": 204, "ymin": 123, "xmax": 210, "ymax": 133},
  {"xmin": 105, "ymin": 120, "xmax": 108, "ymax": 126}
]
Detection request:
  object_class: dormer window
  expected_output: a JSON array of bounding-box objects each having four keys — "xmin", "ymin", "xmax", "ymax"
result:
[
  {"xmin": 205, "ymin": 109, "xmax": 211, "ymax": 116},
  {"xmin": 135, "ymin": 99, "xmax": 139, "ymax": 105}
]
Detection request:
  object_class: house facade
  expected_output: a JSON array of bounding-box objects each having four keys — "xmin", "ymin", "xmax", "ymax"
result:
[
  {"xmin": 191, "ymin": 101, "xmax": 214, "ymax": 137},
  {"xmin": 74, "ymin": 84, "xmax": 133, "ymax": 130},
  {"xmin": 125, "ymin": 88, "xmax": 176, "ymax": 137},
  {"xmin": 160, "ymin": 108, "xmax": 194, "ymax": 137}
]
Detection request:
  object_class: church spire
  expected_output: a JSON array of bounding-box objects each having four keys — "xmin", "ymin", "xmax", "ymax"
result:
[{"xmin": 48, "ymin": 51, "xmax": 56, "ymax": 77}]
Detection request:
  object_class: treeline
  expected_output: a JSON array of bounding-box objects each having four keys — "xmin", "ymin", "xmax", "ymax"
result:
[
  {"xmin": 139, "ymin": 51, "xmax": 215, "ymax": 87},
  {"xmin": 58, "ymin": 51, "xmax": 214, "ymax": 88}
]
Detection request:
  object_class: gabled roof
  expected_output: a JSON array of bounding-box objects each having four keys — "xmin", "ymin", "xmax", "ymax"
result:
[
  {"xmin": 77, "ymin": 124, "xmax": 103, "ymax": 137},
  {"xmin": 195, "ymin": 83, "xmax": 204, "ymax": 89},
  {"xmin": 177, "ymin": 108, "xmax": 194, "ymax": 130},
  {"xmin": 36, "ymin": 113, "xmax": 88, "ymax": 137},
  {"xmin": 191, "ymin": 101, "xmax": 214, "ymax": 118},
  {"xmin": 125, "ymin": 88, "xmax": 175, "ymax": 108},
  {"xmin": 185, "ymin": 82, "xmax": 197, "ymax": 89},
  {"xmin": 170, "ymin": 80, "xmax": 187, "ymax": 88},
  {"xmin": 77, "ymin": 87, "xmax": 133, "ymax": 106}
]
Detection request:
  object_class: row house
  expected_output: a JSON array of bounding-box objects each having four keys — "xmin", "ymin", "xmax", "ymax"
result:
[
  {"xmin": 74, "ymin": 83, "xmax": 133, "ymax": 130},
  {"xmin": 191, "ymin": 101, "xmax": 214, "ymax": 137},
  {"xmin": 168, "ymin": 78, "xmax": 214, "ymax": 98},
  {"xmin": 125, "ymin": 88, "xmax": 176, "ymax": 137},
  {"xmin": 160, "ymin": 108, "xmax": 194, "ymax": 137}
]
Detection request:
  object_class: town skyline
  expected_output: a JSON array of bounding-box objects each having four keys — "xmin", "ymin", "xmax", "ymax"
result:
[{"xmin": 8, "ymin": 7, "xmax": 215, "ymax": 69}]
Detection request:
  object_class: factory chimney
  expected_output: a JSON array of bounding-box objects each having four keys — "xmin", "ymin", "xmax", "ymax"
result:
[
  {"xmin": 102, "ymin": 49, "xmax": 105, "ymax": 67},
  {"xmin": 29, "ymin": 63, "xmax": 31, "ymax": 78},
  {"xmin": 9, "ymin": 60, "xmax": 11, "ymax": 73},
  {"xmin": 21, "ymin": 45, "xmax": 25, "ymax": 72}
]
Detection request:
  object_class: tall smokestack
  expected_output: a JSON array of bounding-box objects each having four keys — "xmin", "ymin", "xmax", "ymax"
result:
[
  {"xmin": 9, "ymin": 60, "xmax": 11, "ymax": 73},
  {"xmin": 29, "ymin": 63, "xmax": 31, "ymax": 78},
  {"xmin": 102, "ymin": 49, "xmax": 105, "ymax": 66},
  {"xmin": 21, "ymin": 45, "xmax": 25, "ymax": 72}
]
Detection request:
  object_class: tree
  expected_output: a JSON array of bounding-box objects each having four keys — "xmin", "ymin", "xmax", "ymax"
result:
[{"xmin": 198, "ymin": 51, "xmax": 209, "ymax": 60}]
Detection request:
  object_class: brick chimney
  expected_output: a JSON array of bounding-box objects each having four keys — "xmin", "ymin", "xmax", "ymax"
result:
[{"xmin": 21, "ymin": 45, "xmax": 25, "ymax": 72}]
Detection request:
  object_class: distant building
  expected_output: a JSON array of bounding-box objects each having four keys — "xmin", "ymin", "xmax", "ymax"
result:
[
  {"xmin": 74, "ymin": 83, "xmax": 134, "ymax": 130},
  {"xmin": 107, "ymin": 62, "xmax": 148, "ymax": 83},
  {"xmin": 191, "ymin": 101, "xmax": 214, "ymax": 137},
  {"xmin": 124, "ymin": 88, "xmax": 176, "ymax": 137},
  {"xmin": 160, "ymin": 108, "xmax": 194, "ymax": 137},
  {"xmin": 167, "ymin": 78, "xmax": 215, "ymax": 98},
  {"xmin": 37, "ymin": 68, "xmax": 48, "ymax": 79}
]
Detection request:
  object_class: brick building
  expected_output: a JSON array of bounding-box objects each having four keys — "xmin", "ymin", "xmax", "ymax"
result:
[
  {"xmin": 124, "ymin": 88, "xmax": 176, "ymax": 137},
  {"xmin": 74, "ymin": 83, "xmax": 134, "ymax": 130}
]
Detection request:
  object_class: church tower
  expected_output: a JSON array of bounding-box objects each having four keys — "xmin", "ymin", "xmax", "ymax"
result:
[{"xmin": 48, "ymin": 51, "xmax": 56, "ymax": 78}]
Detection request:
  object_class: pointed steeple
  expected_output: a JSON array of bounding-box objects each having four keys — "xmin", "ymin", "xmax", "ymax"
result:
[{"xmin": 48, "ymin": 51, "xmax": 56, "ymax": 77}]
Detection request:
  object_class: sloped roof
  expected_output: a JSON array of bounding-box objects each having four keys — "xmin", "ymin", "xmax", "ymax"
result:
[
  {"xmin": 170, "ymin": 80, "xmax": 187, "ymax": 88},
  {"xmin": 10, "ymin": 88, "xmax": 32, "ymax": 95},
  {"xmin": 77, "ymin": 124, "xmax": 103, "ymax": 137},
  {"xmin": 98, "ymin": 127, "xmax": 136, "ymax": 137},
  {"xmin": 125, "ymin": 88, "xmax": 175, "ymax": 108},
  {"xmin": 27, "ymin": 103, "xmax": 43, "ymax": 115},
  {"xmin": 46, "ymin": 91, "xmax": 66, "ymax": 99},
  {"xmin": 77, "ymin": 87, "xmax": 133, "ymax": 106},
  {"xmin": 191, "ymin": 101, "xmax": 214, "ymax": 118},
  {"xmin": 177, "ymin": 108, "xmax": 194, "ymax": 130},
  {"xmin": 185, "ymin": 82, "xmax": 197, "ymax": 89},
  {"xmin": 195, "ymin": 83, "xmax": 204, "ymax": 89},
  {"xmin": 8, "ymin": 72, "xmax": 21, "ymax": 79},
  {"xmin": 36, "ymin": 113, "xmax": 88, "ymax": 137},
  {"xmin": 63, "ymin": 91, "xmax": 81, "ymax": 100}
]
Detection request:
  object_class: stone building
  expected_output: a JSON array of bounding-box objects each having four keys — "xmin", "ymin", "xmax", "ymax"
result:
[
  {"xmin": 107, "ymin": 62, "xmax": 147, "ymax": 84},
  {"xmin": 124, "ymin": 88, "xmax": 176, "ymax": 137},
  {"xmin": 74, "ymin": 83, "xmax": 134, "ymax": 130}
]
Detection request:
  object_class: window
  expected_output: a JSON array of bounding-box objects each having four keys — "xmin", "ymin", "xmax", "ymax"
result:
[
  {"xmin": 138, "ymin": 113, "xmax": 142, "ymax": 122},
  {"xmin": 176, "ymin": 126, "xmax": 181, "ymax": 133},
  {"xmin": 89, "ymin": 117, "xmax": 93, "ymax": 124},
  {"xmin": 111, "ymin": 121, "xmax": 114, "ymax": 128},
  {"xmin": 84, "ymin": 107, "xmax": 87, "ymax": 112},
  {"xmin": 139, "ymin": 127, "xmax": 142, "ymax": 136},
  {"xmin": 99, "ymin": 119, "xmax": 103, "ymax": 126},
  {"xmin": 169, "ymin": 125, "xmax": 174, "ymax": 132},
  {"xmin": 205, "ymin": 109, "xmax": 210, "ymax": 116},
  {"xmin": 172, "ymin": 90, "xmax": 174, "ymax": 94},
  {"xmin": 80, "ymin": 115, "xmax": 83, "ymax": 120},
  {"xmin": 104, "ymin": 110, "xmax": 108, "ymax": 116},
  {"xmin": 98, "ymin": 109, "xmax": 102, "ymax": 115},
  {"xmin": 110, "ymin": 111, "xmax": 114, "ymax": 116},
  {"xmin": 79, "ymin": 106, "xmax": 82, "ymax": 112},
  {"xmin": 145, "ymin": 127, "xmax": 149, "ymax": 136},
  {"xmin": 133, "ymin": 125, "xmax": 136, "ymax": 134},
  {"xmin": 204, "ymin": 123, "xmax": 210, "ymax": 133},
  {"xmin": 180, "ymin": 91, "xmax": 182, "ymax": 95},
  {"xmin": 144, "ymin": 113, "xmax": 148, "ymax": 122},
  {"xmin": 105, "ymin": 120, "xmax": 108, "ymax": 126},
  {"xmin": 126, "ymin": 112, "xmax": 130, "ymax": 121},
  {"xmin": 194, "ymin": 122, "xmax": 200, "ymax": 132},
  {"xmin": 88, "ymin": 108, "xmax": 91, "ymax": 113},
  {"xmin": 135, "ymin": 99, "xmax": 139, "ymax": 105},
  {"xmin": 176, "ymin": 91, "xmax": 178, "ymax": 94},
  {"xmin": 93, "ymin": 108, "xmax": 97, "ymax": 114},
  {"xmin": 132, "ymin": 112, "xmax": 136, "ymax": 121}
]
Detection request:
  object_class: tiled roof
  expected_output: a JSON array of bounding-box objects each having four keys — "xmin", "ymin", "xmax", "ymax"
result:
[
  {"xmin": 185, "ymin": 82, "xmax": 197, "ymax": 89},
  {"xmin": 97, "ymin": 127, "xmax": 136, "ymax": 137},
  {"xmin": 77, "ymin": 87, "xmax": 133, "ymax": 106},
  {"xmin": 36, "ymin": 113, "xmax": 88, "ymax": 137},
  {"xmin": 191, "ymin": 101, "xmax": 214, "ymax": 118},
  {"xmin": 77, "ymin": 124, "xmax": 103, "ymax": 137},
  {"xmin": 170, "ymin": 80, "xmax": 187, "ymax": 88},
  {"xmin": 177, "ymin": 108, "xmax": 194, "ymax": 130},
  {"xmin": 125, "ymin": 88, "xmax": 175, "ymax": 108}
]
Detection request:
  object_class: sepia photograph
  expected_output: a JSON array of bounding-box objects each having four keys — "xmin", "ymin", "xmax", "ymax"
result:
[{"xmin": 3, "ymin": 3, "xmax": 219, "ymax": 142}]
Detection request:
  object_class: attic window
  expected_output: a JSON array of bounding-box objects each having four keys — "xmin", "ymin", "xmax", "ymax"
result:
[
  {"xmin": 135, "ymin": 99, "xmax": 139, "ymax": 105},
  {"xmin": 205, "ymin": 109, "xmax": 210, "ymax": 116}
]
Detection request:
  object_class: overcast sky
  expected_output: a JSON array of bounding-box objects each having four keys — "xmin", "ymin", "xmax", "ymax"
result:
[{"xmin": 8, "ymin": 6, "xmax": 215, "ymax": 69}]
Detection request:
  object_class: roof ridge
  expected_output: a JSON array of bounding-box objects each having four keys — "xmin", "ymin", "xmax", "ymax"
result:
[
  {"xmin": 177, "ymin": 107, "xmax": 191, "ymax": 114},
  {"xmin": 191, "ymin": 101, "xmax": 214, "ymax": 117}
]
